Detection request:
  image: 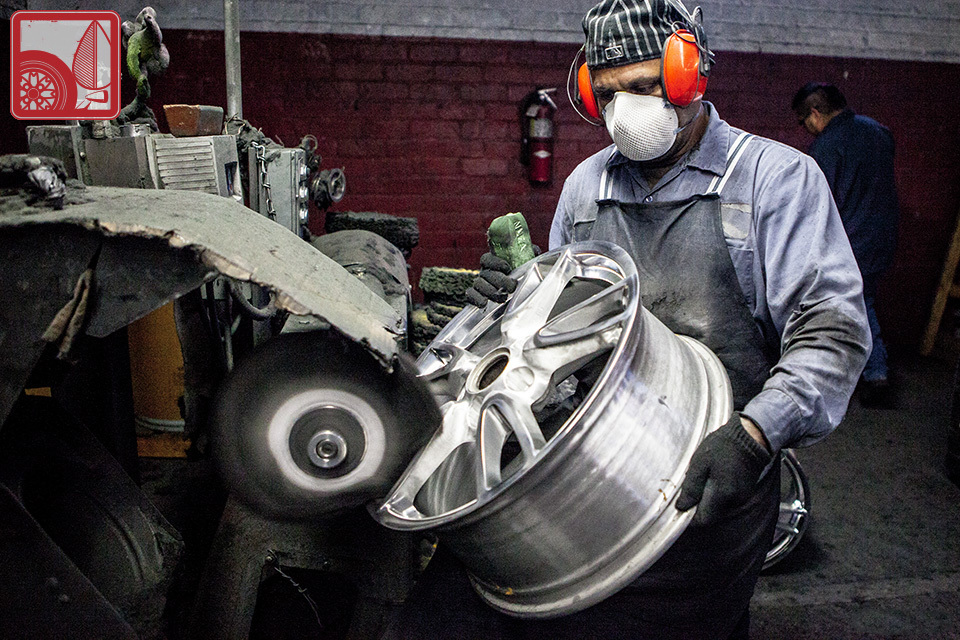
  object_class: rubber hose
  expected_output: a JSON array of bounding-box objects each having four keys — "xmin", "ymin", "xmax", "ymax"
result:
[{"xmin": 228, "ymin": 280, "xmax": 276, "ymax": 321}]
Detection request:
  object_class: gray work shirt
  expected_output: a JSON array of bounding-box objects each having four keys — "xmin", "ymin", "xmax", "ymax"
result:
[{"xmin": 549, "ymin": 102, "xmax": 870, "ymax": 452}]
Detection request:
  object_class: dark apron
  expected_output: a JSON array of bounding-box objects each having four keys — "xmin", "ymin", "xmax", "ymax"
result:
[{"xmin": 572, "ymin": 137, "xmax": 781, "ymax": 639}]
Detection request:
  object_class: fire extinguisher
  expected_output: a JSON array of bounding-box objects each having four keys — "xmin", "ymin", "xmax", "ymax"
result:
[{"xmin": 521, "ymin": 87, "xmax": 558, "ymax": 184}]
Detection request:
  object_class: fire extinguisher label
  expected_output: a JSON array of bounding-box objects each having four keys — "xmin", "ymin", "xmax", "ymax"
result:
[
  {"xmin": 530, "ymin": 118, "xmax": 553, "ymax": 138},
  {"xmin": 533, "ymin": 150, "xmax": 551, "ymax": 159}
]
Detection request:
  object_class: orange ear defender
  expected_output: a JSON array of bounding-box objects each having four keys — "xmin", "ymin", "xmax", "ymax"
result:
[
  {"xmin": 576, "ymin": 27, "xmax": 708, "ymax": 118},
  {"xmin": 577, "ymin": 62, "xmax": 602, "ymax": 120},
  {"xmin": 661, "ymin": 29, "xmax": 708, "ymax": 107}
]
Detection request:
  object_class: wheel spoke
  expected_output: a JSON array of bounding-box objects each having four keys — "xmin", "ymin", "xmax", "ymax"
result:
[
  {"xmin": 484, "ymin": 394, "xmax": 545, "ymax": 461},
  {"xmin": 502, "ymin": 248, "xmax": 579, "ymax": 342},
  {"xmin": 537, "ymin": 279, "xmax": 631, "ymax": 347},
  {"xmin": 379, "ymin": 402, "xmax": 477, "ymax": 518},
  {"xmin": 525, "ymin": 329, "xmax": 620, "ymax": 386},
  {"xmin": 478, "ymin": 405, "xmax": 512, "ymax": 489},
  {"xmin": 521, "ymin": 280, "xmax": 630, "ymax": 381},
  {"xmin": 459, "ymin": 303, "xmax": 506, "ymax": 351}
]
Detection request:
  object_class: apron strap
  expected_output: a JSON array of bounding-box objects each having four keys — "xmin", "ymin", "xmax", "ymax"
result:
[
  {"xmin": 706, "ymin": 132, "xmax": 753, "ymax": 196},
  {"xmin": 597, "ymin": 132, "xmax": 753, "ymax": 202},
  {"xmin": 598, "ymin": 147, "xmax": 618, "ymax": 201}
]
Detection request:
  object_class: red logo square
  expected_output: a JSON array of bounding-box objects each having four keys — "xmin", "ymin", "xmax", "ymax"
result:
[{"xmin": 10, "ymin": 10, "xmax": 121, "ymax": 120}]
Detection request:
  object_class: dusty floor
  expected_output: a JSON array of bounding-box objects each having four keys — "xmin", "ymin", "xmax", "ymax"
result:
[{"xmin": 749, "ymin": 342, "xmax": 960, "ymax": 639}]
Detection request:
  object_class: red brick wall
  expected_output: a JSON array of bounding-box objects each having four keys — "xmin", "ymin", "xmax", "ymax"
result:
[{"xmin": 4, "ymin": 25, "xmax": 960, "ymax": 350}]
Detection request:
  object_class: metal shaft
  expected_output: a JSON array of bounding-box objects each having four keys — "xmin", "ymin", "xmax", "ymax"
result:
[{"xmin": 224, "ymin": 0, "xmax": 242, "ymax": 119}]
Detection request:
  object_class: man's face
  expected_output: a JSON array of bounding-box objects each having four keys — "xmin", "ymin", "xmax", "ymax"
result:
[
  {"xmin": 592, "ymin": 59, "xmax": 702, "ymax": 126},
  {"xmin": 797, "ymin": 106, "xmax": 827, "ymax": 136},
  {"xmin": 590, "ymin": 59, "xmax": 703, "ymax": 169}
]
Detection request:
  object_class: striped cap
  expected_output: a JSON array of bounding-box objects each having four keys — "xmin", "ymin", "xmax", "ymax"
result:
[{"xmin": 582, "ymin": 0, "xmax": 698, "ymax": 70}]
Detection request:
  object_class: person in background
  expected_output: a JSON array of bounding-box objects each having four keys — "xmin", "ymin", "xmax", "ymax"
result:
[
  {"xmin": 469, "ymin": 1, "xmax": 871, "ymax": 637},
  {"xmin": 793, "ymin": 82, "xmax": 899, "ymax": 408}
]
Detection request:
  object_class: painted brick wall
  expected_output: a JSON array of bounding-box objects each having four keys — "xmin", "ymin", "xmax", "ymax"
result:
[
  {"xmin": 26, "ymin": 0, "xmax": 960, "ymax": 63},
  {"xmin": 3, "ymin": 25, "xmax": 960, "ymax": 350}
]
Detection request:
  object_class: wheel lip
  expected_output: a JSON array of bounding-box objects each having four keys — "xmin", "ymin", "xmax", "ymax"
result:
[
  {"xmin": 762, "ymin": 449, "xmax": 810, "ymax": 570},
  {"xmin": 470, "ymin": 504, "xmax": 696, "ymax": 617},
  {"xmin": 267, "ymin": 388, "xmax": 386, "ymax": 492},
  {"xmin": 375, "ymin": 242, "xmax": 644, "ymax": 529}
]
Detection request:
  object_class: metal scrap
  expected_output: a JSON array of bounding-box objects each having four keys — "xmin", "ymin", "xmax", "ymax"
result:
[
  {"xmin": 0, "ymin": 183, "xmax": 404, "ymax": 428},
  {"xmin": 0, "ymin": 154, "xmax": 68, "ymax": 209}
]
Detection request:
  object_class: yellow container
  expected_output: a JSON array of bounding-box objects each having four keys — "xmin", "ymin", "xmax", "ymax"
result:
[{"xmin": 127, "ymin": 302, "xmax": 186, "ymax": 432}]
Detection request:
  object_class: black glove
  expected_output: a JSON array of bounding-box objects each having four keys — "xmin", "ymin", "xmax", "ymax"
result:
[
  {"xmin": 465, "ymin": 252, "xmax": 518, "ymax": 307},
  {"xmin": 675, "ymin": 412, "xmax": 773, "ymax": 525}
]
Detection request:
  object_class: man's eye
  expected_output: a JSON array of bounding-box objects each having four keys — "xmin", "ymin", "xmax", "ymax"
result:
[
  {"xmin": 631, "ymin": 84, "xmax": 657, "ymax": 95},
  {"xmin": 594, "ymin": 89, "xmax": 615, "ymax": 103}
]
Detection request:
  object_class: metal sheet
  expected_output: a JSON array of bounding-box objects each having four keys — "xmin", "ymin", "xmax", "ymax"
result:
[{"xmin": 0, "ymin": 185, "xmax": 403, "ymax": 426}]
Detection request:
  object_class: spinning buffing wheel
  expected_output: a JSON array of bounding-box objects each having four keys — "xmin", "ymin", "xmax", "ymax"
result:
[{"xmin": 210, "ymin": 331, "xmax": 438, "ymax": 519}]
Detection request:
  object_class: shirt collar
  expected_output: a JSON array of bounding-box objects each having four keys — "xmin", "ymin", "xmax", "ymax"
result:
[
  {"xmin": 823, "ymin": 108, "xmax": 855, "ymax": 133},
  {"xmin": 605, "ymin": 101, "xmax": 729, "ymax": 178}
]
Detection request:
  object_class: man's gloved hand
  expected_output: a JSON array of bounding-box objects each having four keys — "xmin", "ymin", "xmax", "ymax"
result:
[
  {"xmin": 676, "ymin": 412, "xmax": 773, "ymax": 526},
  {"xmin": 465, "ymin": 252, "xmax": 518, "ymax": 307}
]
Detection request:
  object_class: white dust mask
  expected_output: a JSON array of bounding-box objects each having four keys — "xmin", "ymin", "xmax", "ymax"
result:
[{"xmin": 603, "ymin": 92, "xmax": 679, "ymax": 161}]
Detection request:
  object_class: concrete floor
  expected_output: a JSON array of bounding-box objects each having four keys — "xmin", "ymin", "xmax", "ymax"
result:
[{"xmin": 750, "ymin": 343, "xmax": 960, "ymax": 639}]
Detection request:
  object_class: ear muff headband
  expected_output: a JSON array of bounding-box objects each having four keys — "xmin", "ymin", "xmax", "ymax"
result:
[
  {"xmin": 573, "ymin": 4, "xmax": 712, "ymax": 120},
  {"xmin": 576, "ymin": 32, "xmax": 706, "ymax": 118},
  {"xmin": 662, "ymin": 29, "xmax": 708, "ymax": 107}
]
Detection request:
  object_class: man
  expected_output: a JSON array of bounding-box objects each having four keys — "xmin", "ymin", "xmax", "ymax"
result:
[
  {"xmin": 793, "ymin": 83, "xmax": 899, "ymax": 407},
  {"xmin": 469, "ymin": 1, "xmax": 870, "ymax": 637}
]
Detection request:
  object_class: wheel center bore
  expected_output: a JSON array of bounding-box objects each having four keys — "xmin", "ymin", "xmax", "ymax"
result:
[{"xmin": 471, "ymin": 350, "xmax": 510, "ymax": 392}]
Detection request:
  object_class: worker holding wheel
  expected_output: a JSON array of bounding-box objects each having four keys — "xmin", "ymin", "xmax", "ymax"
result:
[{"xmin": 468, "ymin": 1, "xmax": 870, "ymax": 637}]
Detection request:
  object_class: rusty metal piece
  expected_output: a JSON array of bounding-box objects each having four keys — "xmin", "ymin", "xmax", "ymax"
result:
[{"xmin": 163, "ymin": 104, "xmax": 225, "ymax": 137}]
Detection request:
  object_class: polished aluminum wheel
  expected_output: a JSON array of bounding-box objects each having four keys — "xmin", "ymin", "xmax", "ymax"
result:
[
  {"xmin": 763, "ymin": 449, "xmax": 810, "ymax": 570},
  {"xmin": 374, "ymin": 241, "xmax": 733, "ymax": 617}
]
